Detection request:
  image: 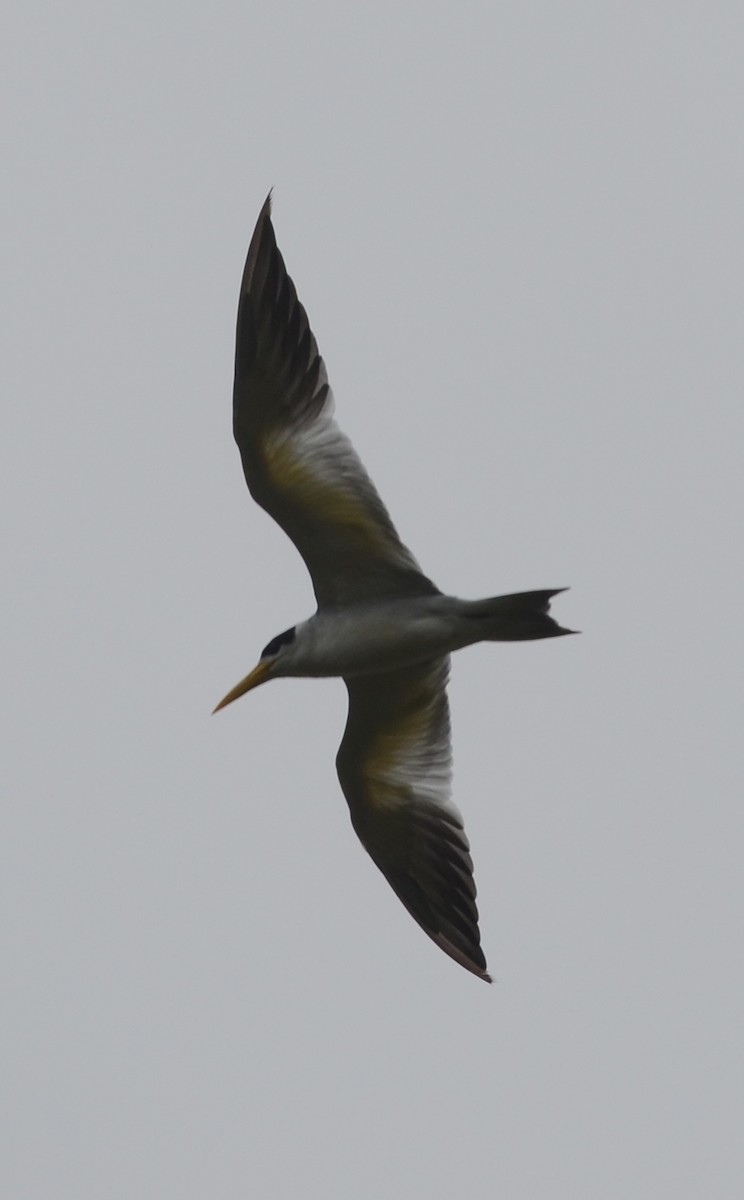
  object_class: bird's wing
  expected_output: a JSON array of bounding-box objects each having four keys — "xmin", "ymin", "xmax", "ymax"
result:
[
  {"xmin": 336, "ymin": 658, "xmax": 491, "ymax": 982},
  {"xmin": 232, "ymin": 194, "xmax": 438, "ymax": 609}
]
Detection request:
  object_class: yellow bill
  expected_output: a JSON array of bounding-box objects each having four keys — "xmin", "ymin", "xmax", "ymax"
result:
[{"xmin": 213, "ymin": 658, "xmax": 274, "ymax": 714}]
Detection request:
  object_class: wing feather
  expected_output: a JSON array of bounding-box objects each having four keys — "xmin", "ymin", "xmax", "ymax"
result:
[
  {"xmin": 233, "ymin": 195, "xmax": 438, "ymax": 608},
  {"xmin": 336, "ymin": 658, "xmax": 491, "ymax": 982}
]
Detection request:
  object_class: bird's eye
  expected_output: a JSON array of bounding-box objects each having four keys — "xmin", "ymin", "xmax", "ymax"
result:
[{"xmin": 261, "ymin": 627, "xmax": 296, "ymax": 659}]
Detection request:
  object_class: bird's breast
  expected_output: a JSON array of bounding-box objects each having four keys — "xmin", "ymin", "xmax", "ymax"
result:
[{"xmin": 292, "ymin": 601, "xmax": 460, "ymax": 678}]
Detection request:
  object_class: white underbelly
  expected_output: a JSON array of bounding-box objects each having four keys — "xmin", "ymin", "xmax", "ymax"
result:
[{"xmin": 298, "ymin": 603, "xmax": 462, "ymax": 677}]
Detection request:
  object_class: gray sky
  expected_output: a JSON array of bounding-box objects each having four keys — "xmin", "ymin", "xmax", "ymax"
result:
[{"xmin": 3, "ymin": 3, "xmax": 743, "ymax": 1196}]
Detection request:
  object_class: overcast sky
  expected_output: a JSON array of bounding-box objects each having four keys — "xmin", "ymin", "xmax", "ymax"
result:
[{"xmin": 3, "ymin": 3, "xmax": 743, "ymax": 1197}]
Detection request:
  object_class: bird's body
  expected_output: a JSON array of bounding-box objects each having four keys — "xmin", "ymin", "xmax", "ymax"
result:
[
  {"xmin": 251, "ymin": 593, "xmax": 566, "ymax": 681},
  {"xmin": 215, "ymin": 195, "xmax": 573, "ymax": 982},
  {"xmin": 272, "ymin": 603, "xmax": 456, "ymax": 680}
]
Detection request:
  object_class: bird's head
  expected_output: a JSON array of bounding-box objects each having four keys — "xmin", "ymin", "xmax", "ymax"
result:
[{"xmin": 213, "ymin": 626, "xmax": 296, "ymax": 713}]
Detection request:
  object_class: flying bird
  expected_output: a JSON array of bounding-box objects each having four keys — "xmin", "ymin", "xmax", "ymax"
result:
[{"xmin": 214, "ymin": 195, "xmax": 573, "ymax": 982}]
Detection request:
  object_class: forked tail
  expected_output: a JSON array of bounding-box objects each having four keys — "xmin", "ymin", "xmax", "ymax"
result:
[{"xmin": 463, "ymin": 588, "xmax": 575, "ymax": 641}]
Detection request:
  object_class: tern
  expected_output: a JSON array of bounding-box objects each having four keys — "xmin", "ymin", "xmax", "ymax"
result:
[{"xmin": 215, "ymin": 195, "xmax": 573, "ymax": 982}]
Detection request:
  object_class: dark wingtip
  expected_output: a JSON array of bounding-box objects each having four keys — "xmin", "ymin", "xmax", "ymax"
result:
[{"xmin": 239, "ymin": 192, "xmax": 276, "ymax": 299}]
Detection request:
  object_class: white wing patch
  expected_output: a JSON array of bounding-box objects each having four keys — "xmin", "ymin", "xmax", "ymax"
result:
[{"xmin": 262, "ymin": 413, "xmax": 426, "ymax": 573}]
